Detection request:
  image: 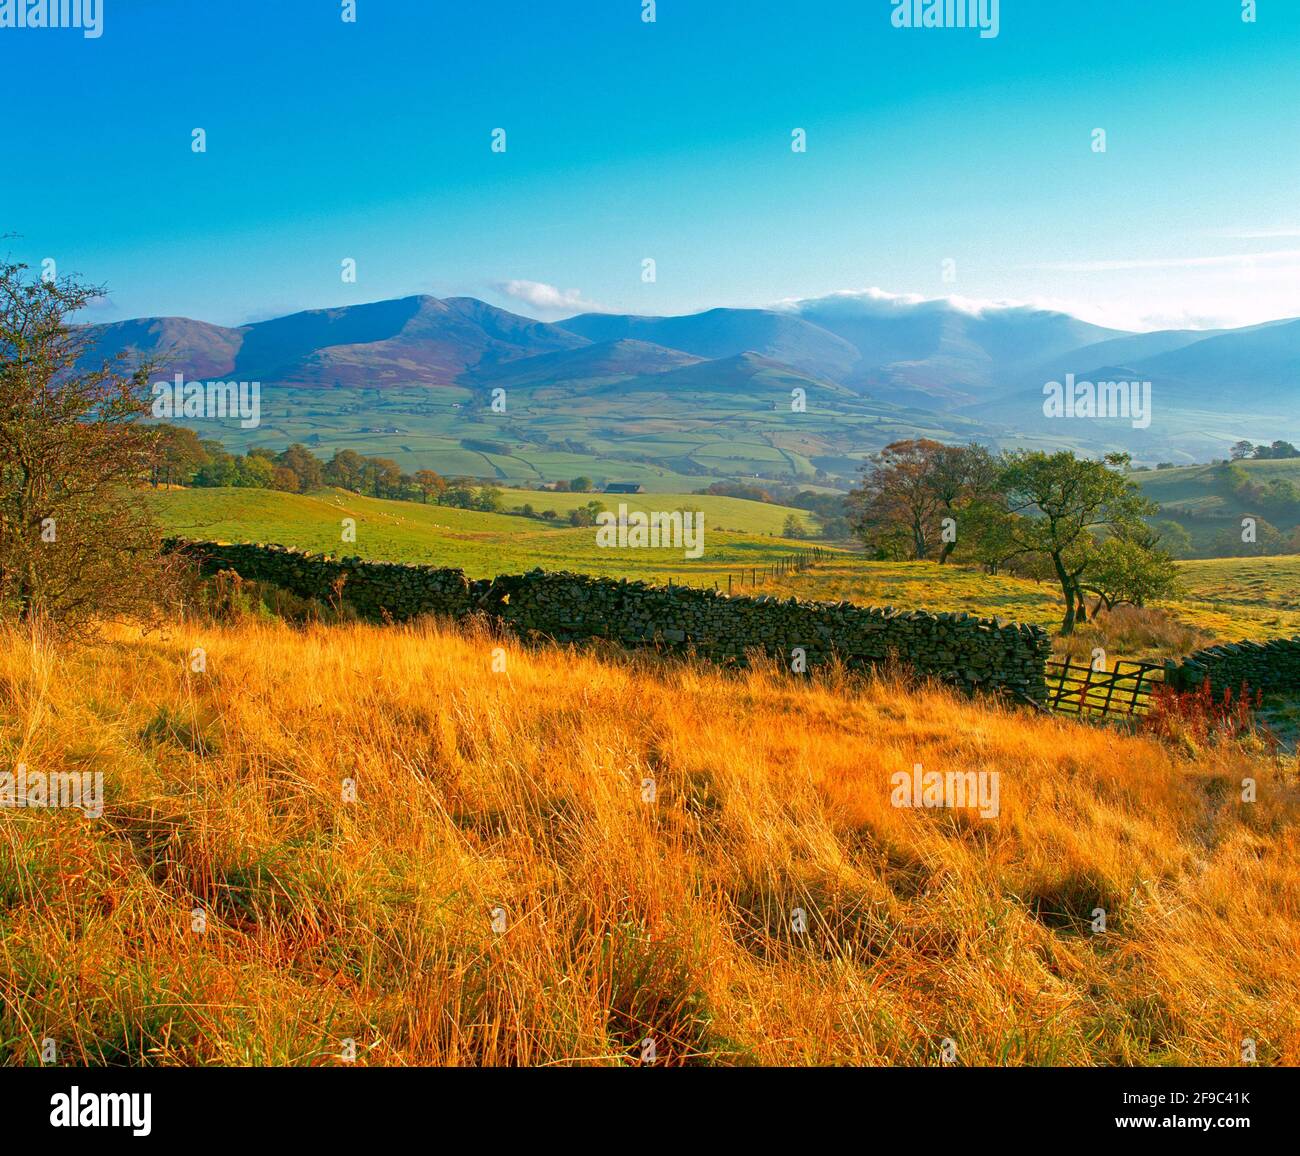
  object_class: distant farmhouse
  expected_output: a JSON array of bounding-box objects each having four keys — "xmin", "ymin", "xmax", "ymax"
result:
[{"xmin": 604, "ymin": 482, "xmax": 644, "ymax": 494}]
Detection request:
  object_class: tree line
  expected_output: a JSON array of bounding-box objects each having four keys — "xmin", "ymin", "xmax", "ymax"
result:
[
  {"xmin": 1230, "ymin": 439, "xmax": 1300, "ymax": 461},
  {"xmin": 151, "ymin": 429, "xmax": 642, "ymax": 525},
  {"xmin": 151, "ymin": 426, "xmax": 457, "ymax": 504}
]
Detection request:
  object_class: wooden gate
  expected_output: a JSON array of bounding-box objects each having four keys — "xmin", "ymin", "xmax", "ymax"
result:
[{"xmin": 1044, "ymin": 657, "xmax": 1166, "ymax": 719}]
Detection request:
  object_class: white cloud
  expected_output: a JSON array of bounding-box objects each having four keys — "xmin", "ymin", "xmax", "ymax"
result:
[
  {"xmin": 492, "ymin": 278, "xmax": 1295, "ymax": 337},
  {"xmin": 74, "ymin": 291, "xmax": 118, "ymax": 315},
  {"xmin": 495, "ymin": 279, "xmax": 608, "ymax": 315},
  {"xmin": 767, "ymin": 285, "xmax": 1280, "ymax": 334},
  {"xmin": 773, "ymin": 286, "xmax": 1059, "ymax": 320}
]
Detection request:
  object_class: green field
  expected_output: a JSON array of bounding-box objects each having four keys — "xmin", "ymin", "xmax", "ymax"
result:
[
  {"xmin": 489, "ymin": 486, "xmax": 816, "ymax": 535},
  {"xmin": 153, "ymin": 487, "xmax": 1300, "ymax": 653},
  {"xmin": 176, "ymin": 380, "xmax": 998, "ymax": 494},
  {"xmin": 151, "ymin": 486, "xmax": 823, "ymax": 584}
]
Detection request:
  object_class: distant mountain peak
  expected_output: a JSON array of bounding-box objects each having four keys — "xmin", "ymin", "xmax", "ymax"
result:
[{"xmin": 75, "ymin": 292, "xmax": 1300, "ymax": 441}]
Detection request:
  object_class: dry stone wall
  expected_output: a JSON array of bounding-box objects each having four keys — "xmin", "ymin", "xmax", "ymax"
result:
[
  {"xmin": 166, "ymin": 540, "xmax": 472, "ymax": 620},
  {"xmin": 167, "ymin": 539, "xmax": 1053, "ymax": 702},
  {"xmin": 1166, "ymin": 636, "xmax": 1300, "ymax": 696}
]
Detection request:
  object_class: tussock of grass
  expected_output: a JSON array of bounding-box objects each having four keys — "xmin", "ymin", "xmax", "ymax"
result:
[
  {"xmin": 1, "ymin": 619, "xmax": 1297, "ymax": 1066},
  {"xmin": 1056, "ymin": 605, "xmax": 1216, "ymax": 664}
]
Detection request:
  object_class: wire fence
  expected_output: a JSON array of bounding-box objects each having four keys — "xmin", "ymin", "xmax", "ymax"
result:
[{"xmin": 661, "ymin": 546, "xmax": 832, "ymax": 595}]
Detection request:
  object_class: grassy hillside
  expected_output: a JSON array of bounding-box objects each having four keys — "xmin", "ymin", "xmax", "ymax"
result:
[
  {"xmin": 488, "ymin": 486, "xmax": 816, "ymax": 536},
  {"xmin": 150, "ymin": 487, "xmax": 1300, "ymax": 650},
  {"xmin": 150, "ymin": 486, "xmax": 823, "ymax": 583},
  {"xmin": 1137, "ymin": 458, "xmax": 1300, "ymax": 510},
  {"xmin": 745, "ymin": 556, "xmax": 1300, "ymax": 650},
  {"xmin": 2, "ymin": 618, "xmax": 1295, "ymax": 1065},
  {"xmin": 1179, "ymin": 554, "xmax": 1300, "ymax": 611},
  {"xmin": 1174, "ymin": 554, "xmax": 1300, "ymax": 638},
  {"xmin": 1135, "ymin": 459, "xmax": 1300, "ymax": 552},
  {"xmin": 728, "ymin": 551, "xmax": 1300, "ymax": 644}
]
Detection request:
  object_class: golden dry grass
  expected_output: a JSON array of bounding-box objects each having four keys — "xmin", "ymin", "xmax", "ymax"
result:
[{"xmin": 1, "ymin": 616, "xmax": 1297, "ymax": 1066}]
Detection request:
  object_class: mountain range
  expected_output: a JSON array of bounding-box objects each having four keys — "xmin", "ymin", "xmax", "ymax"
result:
[{"xmin": 82, "ymin": 291, "xmax": 1300, "ymax": 468}]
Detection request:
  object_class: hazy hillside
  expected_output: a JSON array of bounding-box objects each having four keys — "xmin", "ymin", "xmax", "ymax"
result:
[
  {"xmin": 1037, "ymin": 325, "xmax": 1236, "ymax": 373},
  {"xmin": 977, "ymin": 317, "xmax": 1300, "ymax": 458},
  {"xmin": 77, "ymin": 292, "xmax": 1300, "ymax": 474},
  {"xmin": 786, "ymin": 294, "xmax": 1123, "ymax": 404},
  {"xmin": 462, "ymin": 338, "xmax": 703, "ymax": 392},
  {"xmin": 557, "ymin": 306, "xmax": 863, "ymax": 382},
  {"xmin": 608, "ymin": 351, "xmax": 856, "ymax": 400},
  {"xmin": 1123, "ymin": 318, "xmax": 1300, "ymax": 408}
]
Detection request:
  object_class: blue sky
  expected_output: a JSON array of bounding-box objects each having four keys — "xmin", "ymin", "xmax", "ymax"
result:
[{"xmin": 2, "ymin": 0, "xmax": 1298, "ymax": 331}]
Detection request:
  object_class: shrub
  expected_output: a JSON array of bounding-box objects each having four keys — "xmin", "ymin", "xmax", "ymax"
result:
[{"xmin": 1142, "ymin": 679, "xmax": 1263, "ymax": 748}]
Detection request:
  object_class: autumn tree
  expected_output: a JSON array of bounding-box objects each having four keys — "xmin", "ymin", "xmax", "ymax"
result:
[
  {"xmin": 275, "ymin": 443, "xmax": 325, "ymax": 490},
  {"xmin": 413, "ymin": 468, "xmax": 445, "ymax": 503},
  {"xmin": 926, "ymin": 442, "xmax": 999, "ymax": 564},
  {"xmin": 270, "ymin": 465, "xmax": 301, "ymax": 492},
  {"xmin": 0, "ymin": 259, "xmax": 170, "ymax": 631},
  {"xmin": 846, "ymin": 439, "xmax": 994, "ymax": 562},
  {"xmin": 359, "ymin": 456, "xmax": 402, "ymax": 498},
  {"xmin": 149, "ymin": 423, "xmax": 210, "ymax": 487},
  {"xmin": 324, "ymin": 449, "xmax": 367, "ymax": 491},
  {"xmin": 847, "ymin": 439, "xmax": 946, "ymax": 560}
]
